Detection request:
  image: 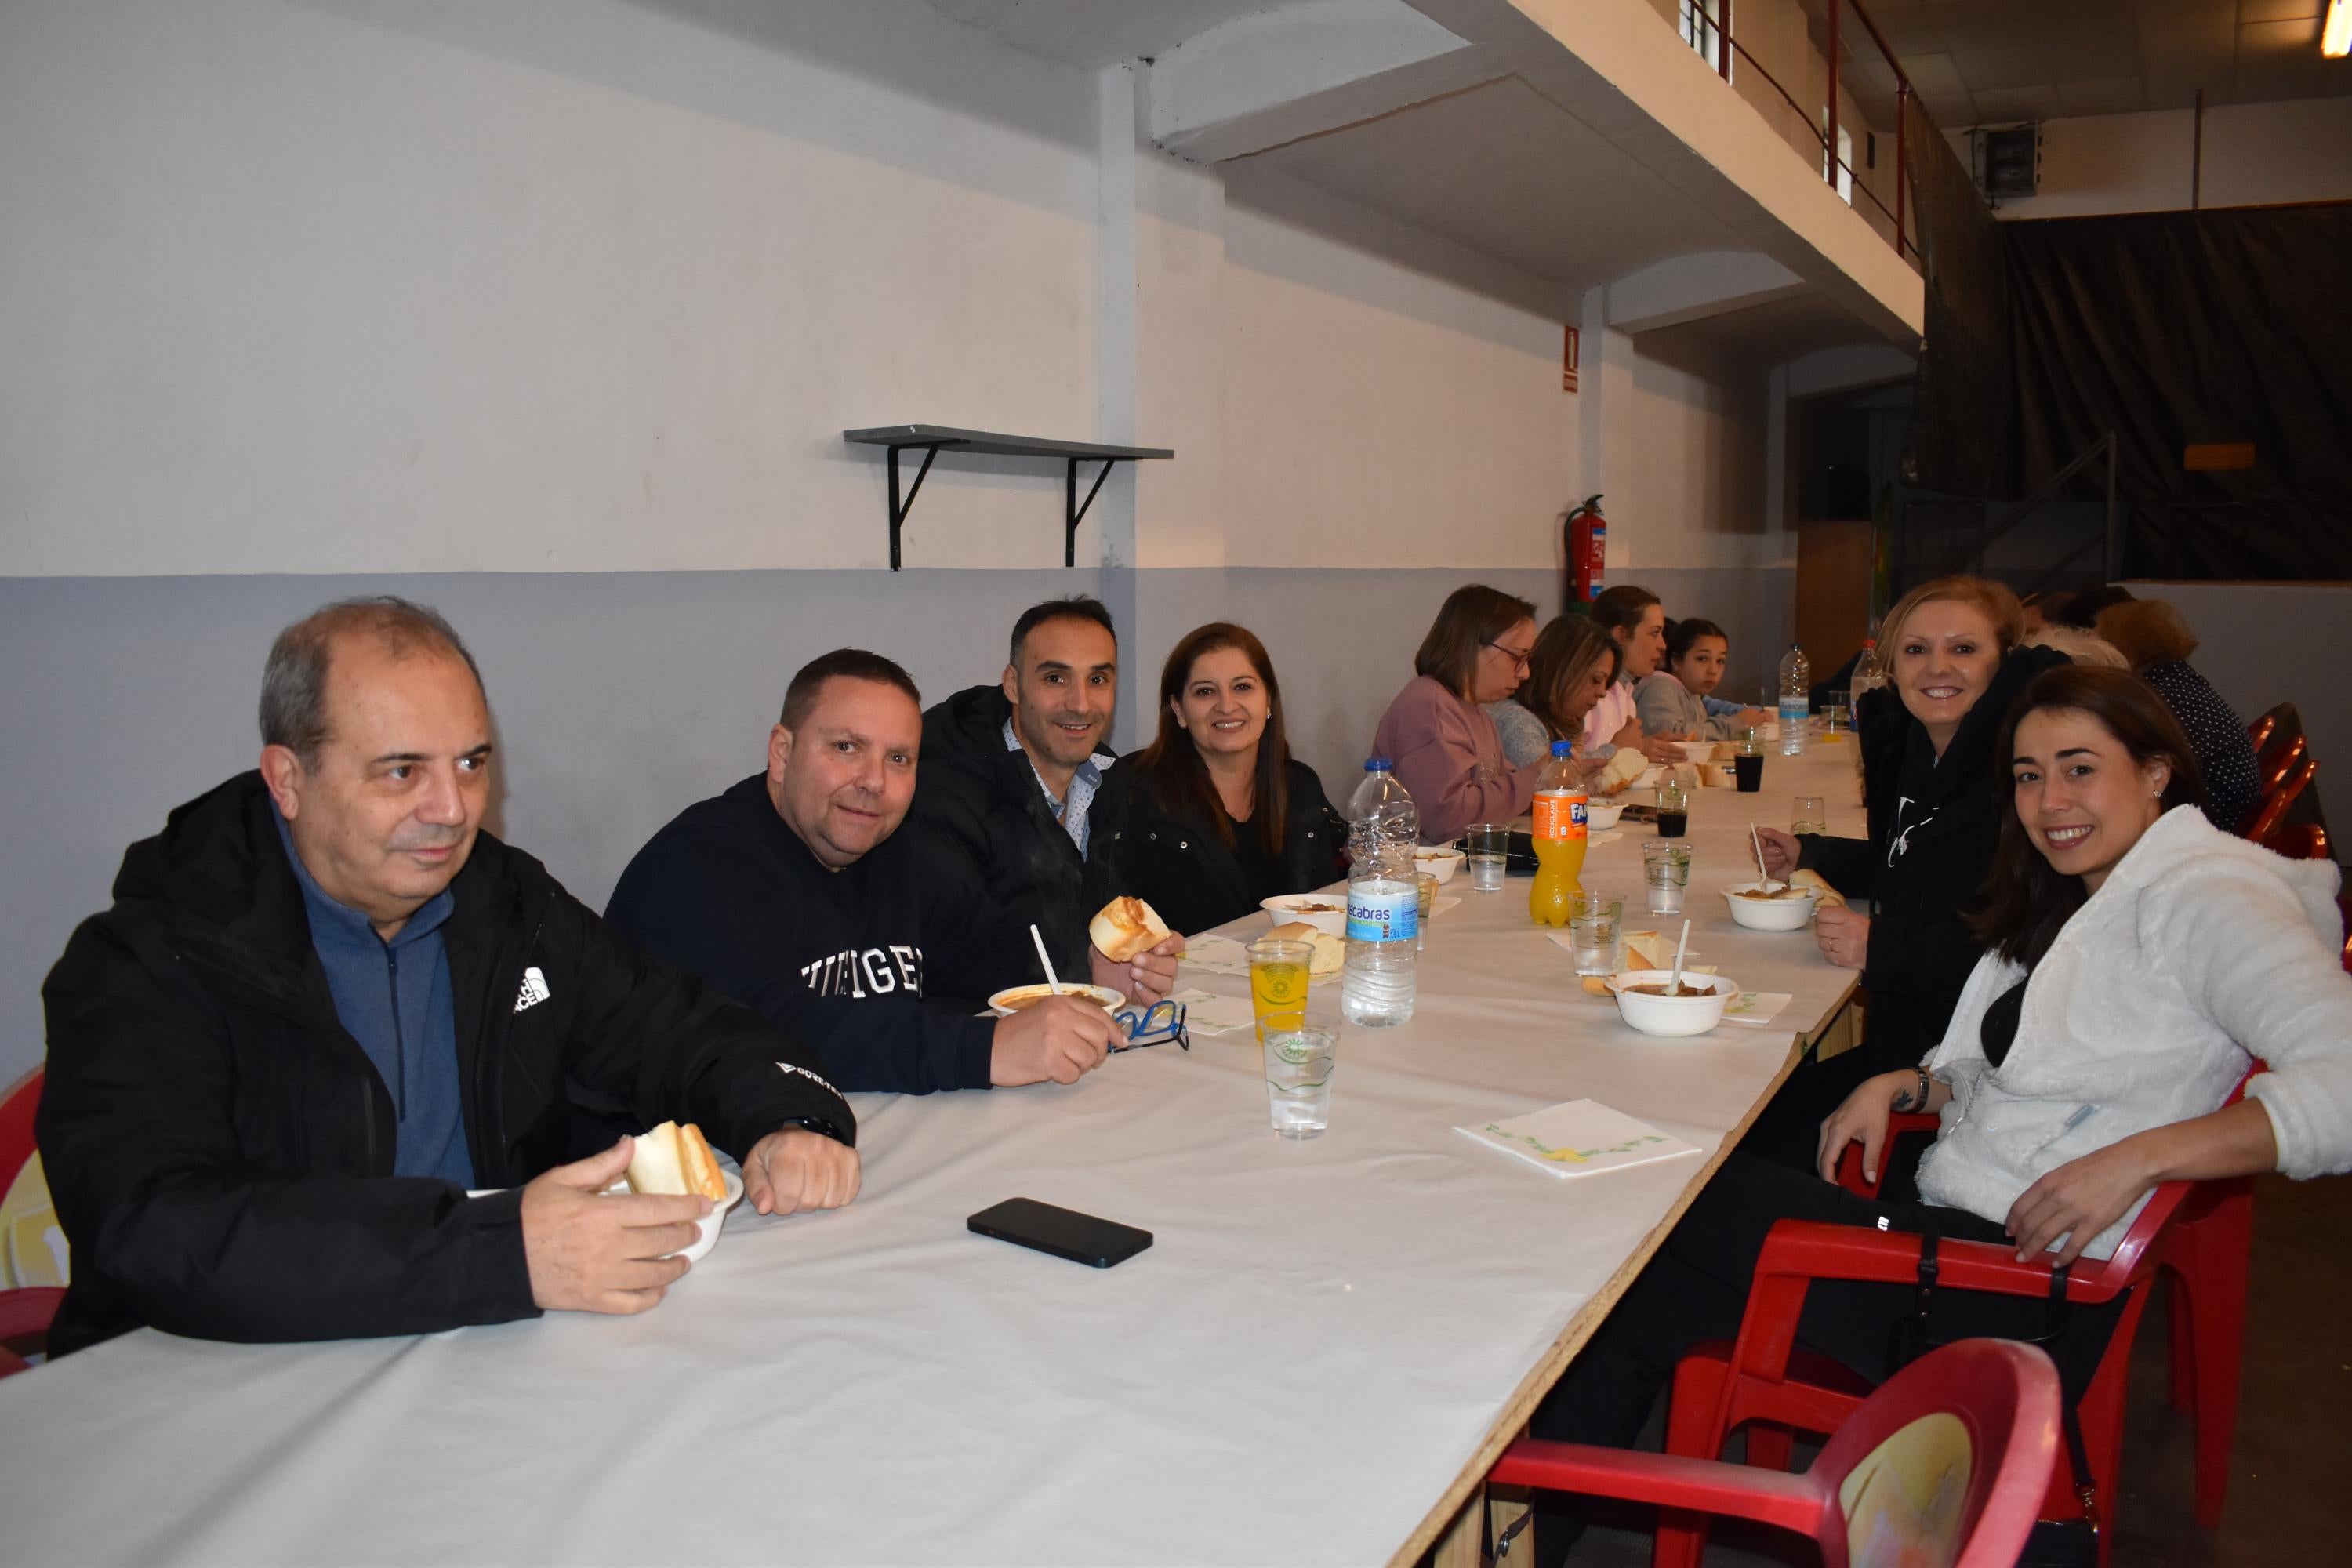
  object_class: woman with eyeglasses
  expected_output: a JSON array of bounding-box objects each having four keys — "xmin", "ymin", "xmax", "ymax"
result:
[
  {"xmin": 1088, "ymin": 623, "xmax": 1346, "ymax": 938},
  {"xmin": 1370, "ymin": 585, "xmax": 1544, "ymax": 843}
]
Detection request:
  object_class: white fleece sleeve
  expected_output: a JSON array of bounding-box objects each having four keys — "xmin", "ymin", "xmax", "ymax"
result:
[{"xmin": 2150, "ymin": 861, "xmax": 2352, "ymax": 1180}]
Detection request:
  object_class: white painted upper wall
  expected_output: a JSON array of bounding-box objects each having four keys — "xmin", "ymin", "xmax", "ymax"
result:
[
  {"xmin": 2, "ymin": 0, "xmax": 1105, "ymax": 575},
  {"xmin": 1952, "ymin": 99, "xmax": 2352, "ymax": 220},
  {"xmin": 1, "ymin": 0, "xmax": 1780, "ymax": 581}
]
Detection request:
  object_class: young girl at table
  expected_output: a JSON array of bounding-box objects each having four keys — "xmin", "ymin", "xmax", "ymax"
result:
[
  {"xmin": 1633, "ymin": 617, "xmax": 1770, "ymax": 739},
  {"xmin": 1523, "ymin": 666, "xmax": 2352, "ymax": 1566}
]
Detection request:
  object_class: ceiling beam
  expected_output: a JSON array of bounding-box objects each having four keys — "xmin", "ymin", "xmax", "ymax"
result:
[{"xmin": 1149, "ymin": 0, "xmax": 1508, "ymax": 162}]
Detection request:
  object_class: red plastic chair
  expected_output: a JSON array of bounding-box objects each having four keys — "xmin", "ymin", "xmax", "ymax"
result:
[
  {"xmin": 2259, "ymin": 821, "xmax": 2330, "ymax": 861},
  {"xmin": 0, "ymin": 1287, "xmax": 66, "ymax": 1378},
  {"xmin": 2239, "ymin": 757, "xmax": 2314, "ymax": 851},
  {"xmin": 1492, "ymin": 1338, "xmax": 2060, "ymax": 1568},
  {"xmin": 1652, "ymin": 1122, "xmax": 2201, "ymax": 1568},
  {"xmin": 2249, "ymin": 704, "xmax": 2302, "ymax": 775},
  {"xmin": 0, "ymin": 1067, "xmax": 61, "ymax": 1377}
]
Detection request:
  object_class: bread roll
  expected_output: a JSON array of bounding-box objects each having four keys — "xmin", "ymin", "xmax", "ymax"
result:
[
  {"xmin": 1595, "ymin": 748, "xmax": 1647, "ymax": 795},
  {"xmin": 1622, "ymin": 930, "xmax": 1675, "ymax": 971},
  {"xmin": 627, "ymin": 1120, "xmax": 728, "ymax": 1201},
  {"xmin": 1269, "ymin": 920, "xmax": 1345, "ymax": 976},
  {"xmin": 1788, "ymin": 869, "xmax": 1846, "ymax": 908},
  {"xmin": 1090, "ymin": 896, "xmax": 1174, "ymax": 963}
]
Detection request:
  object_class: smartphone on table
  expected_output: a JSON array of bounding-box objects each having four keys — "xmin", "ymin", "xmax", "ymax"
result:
[{"xmin": 968, "ymin": 1198, "xmax": 1152, "ymax": 1268}]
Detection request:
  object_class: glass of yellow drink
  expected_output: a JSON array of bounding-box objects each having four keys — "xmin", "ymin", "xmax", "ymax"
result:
[{"xmin": 1247, "ymin": 938, "xmax": 1315, "ymax": 1044}]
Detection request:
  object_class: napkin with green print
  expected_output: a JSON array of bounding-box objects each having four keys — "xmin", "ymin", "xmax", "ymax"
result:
[{"xmin": 1457, "ymin": 1099, "xmax": 1700, "ymax": 1180}]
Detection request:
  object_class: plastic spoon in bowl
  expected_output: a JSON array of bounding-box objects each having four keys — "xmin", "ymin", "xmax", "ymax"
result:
[
  {"xmin": 1749, "ymin": 824, "xmax": 1779, "ymax": 895},
  {"xmin": 1029, "ymin": 924, "xmax": 1064, "ymax": 996},
  {"xmin": 1669, "ymin": 918, "xmax": 1692, "ymax": 994}
]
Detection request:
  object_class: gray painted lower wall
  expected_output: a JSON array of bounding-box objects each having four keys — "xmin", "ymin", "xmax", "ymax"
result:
[{"xmin": 0, "ymin": 564, "xmax": 1790, "ymax": 1080}]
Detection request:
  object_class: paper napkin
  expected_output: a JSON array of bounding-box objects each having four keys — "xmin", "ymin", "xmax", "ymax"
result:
[
  {"xmin": 1715, "ymin": 991, "xmax": 1795, "ymax": 1027},
  {"xmin": 1166, "ymin": 988, "xmax": 1258, "ymax": 1036},
  {"xmin": 1177, "ymin": 933, "xmax": 1254, "ymax": 978},
  {"xmin": 1456, "ymin": 1098, "xmax": 1701, "ymax": 1181}
]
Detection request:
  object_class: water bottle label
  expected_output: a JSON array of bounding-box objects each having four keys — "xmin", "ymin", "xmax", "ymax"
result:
[
  {"xmin": 1531, "ymin": 791, "xmax": 1587, "ymax": 841},
  {"xmin": 1346, "ymin": 886, "xmax": 1419, "ymax": 942}
]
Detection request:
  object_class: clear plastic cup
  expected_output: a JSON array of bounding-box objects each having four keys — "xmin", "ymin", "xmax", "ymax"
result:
[
  {"xmin": 1565, "ymin": 891, "xmax": 1624, "ymax": 977},
  {"xmin": 1264, "ymin": 1026, "xmax": 1338, "ymax": 1138},
  {"xmin": 1465, "ymin": 824, "xmax": 1510, "ymax": 891},
  {"xmin": 1643, "ymin": 840, "xmax": 1692, "ymax": 915}
]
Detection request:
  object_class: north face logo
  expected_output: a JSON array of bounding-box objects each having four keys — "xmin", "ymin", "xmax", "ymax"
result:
[{"xmin": 514, "ymin": 967, "xmax": 551, "ymax": 1012}]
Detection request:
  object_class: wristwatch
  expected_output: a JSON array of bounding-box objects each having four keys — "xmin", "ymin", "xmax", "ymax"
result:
[
  {"xmin": 1891, "ymin": 1066, "xmax": 1932, "ymax": 1115},
  {"xmin": 780, "ymin": 1114, "xmax": 855, "ymax": 1149}
]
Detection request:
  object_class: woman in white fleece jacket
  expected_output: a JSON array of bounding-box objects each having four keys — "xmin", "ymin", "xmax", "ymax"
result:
[
  {"xmin": 1525, "ymin": 666, "xmax": 2350, "ymax": 1560},
  {"xmin": 1828, "ymin": 663, "xmax": 2352, "ymax": 1264}
]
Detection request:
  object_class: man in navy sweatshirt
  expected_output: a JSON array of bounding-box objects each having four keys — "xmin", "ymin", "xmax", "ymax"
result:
[{"xmin": 607, "ymin": 649, "xmax": 1161, "ymax": 1093}]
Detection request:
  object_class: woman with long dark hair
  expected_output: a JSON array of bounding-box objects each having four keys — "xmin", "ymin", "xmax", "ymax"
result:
[
  {"xmin": 1524, "ymin": 666, "xmax": 2352, "ymax": 1563},
  {"xmin": 1088, "ymin": 623, "xmax": 1345, "ymax": 937},
  {"xmin": 1486, "ymin": 614, "xmax": 1620, "ymax": 772},
  {"xmin": 1577, "ymin": 585, "xmax": 1693, "ymax": 765}
]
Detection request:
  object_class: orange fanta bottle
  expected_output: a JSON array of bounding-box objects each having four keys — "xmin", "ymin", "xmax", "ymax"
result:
[{"xmin": 1529, "ymin": 741, "xmax": 1588, "ymax": 927}]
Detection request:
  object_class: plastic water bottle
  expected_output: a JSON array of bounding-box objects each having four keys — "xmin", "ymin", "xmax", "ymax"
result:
[
  {"xmin": 1342, "ymin": 759, "xmax": 1418, "ymax": 1027},
  {"xmin": 1346, "ymin": 755, "xmax": 1420, "ymax": 855},
  {"xmin": 1777, "ymin": 644, "xmax": 1810, "ymax": 756},
  {"xmin": 1849, "ymin": 638, "xmax": 1887, "ymax": 713}
]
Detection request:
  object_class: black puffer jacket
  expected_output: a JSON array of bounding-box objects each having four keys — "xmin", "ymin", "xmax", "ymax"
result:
[
  {"xmin": 911, "ymin": 684, "xmax": 1098, "ymax": 978},
  {"xmin": 1088, "ymin": 756, "xmax": 1348, "ymax": 938},
  {"xmin": 1798, "ymin": 643, "xmax": 2072, "ymax": 1073},
  {"xmin": 37, "ymin": 772, "xmax": 853, "ymax": 1356}
]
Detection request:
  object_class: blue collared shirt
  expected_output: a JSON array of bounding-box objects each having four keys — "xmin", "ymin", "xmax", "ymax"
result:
[
  {"xmin": 274, "ymin": 810, "xmax": 474, "ymax": 1185},
  {"xmin": 1003, "ymin": 717, "xmax": 1113, "ymax": 856}
]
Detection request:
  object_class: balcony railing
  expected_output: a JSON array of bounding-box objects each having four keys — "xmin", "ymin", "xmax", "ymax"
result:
[{"xmin": 1685, "ymin": 0, "xmax": 1919, "ymax": 265}]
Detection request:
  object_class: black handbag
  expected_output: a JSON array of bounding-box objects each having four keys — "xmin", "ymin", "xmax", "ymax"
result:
[{"xmin": 1888, "ymin": 1232, "xmax": 2101, "ymax": 1567}]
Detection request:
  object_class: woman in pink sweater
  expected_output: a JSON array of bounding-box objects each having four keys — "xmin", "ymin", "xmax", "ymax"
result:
[{"xmin": 1371, "ymin": 585, "xmax": 1544, "ymax": 842}]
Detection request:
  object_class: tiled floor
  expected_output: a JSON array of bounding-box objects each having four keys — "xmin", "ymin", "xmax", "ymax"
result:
[{"xmin": 1555, "ymin": 1171, "xmax": 2352, "ymax": 1566}]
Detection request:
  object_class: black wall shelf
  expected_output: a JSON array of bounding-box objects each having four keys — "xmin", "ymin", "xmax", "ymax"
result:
[{"xmin": 843, "ymin": 425, "xmax": 1174, "ymax": 569}]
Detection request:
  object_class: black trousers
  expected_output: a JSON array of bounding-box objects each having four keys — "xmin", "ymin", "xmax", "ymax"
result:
[
  {"xmin": 1526, "ymin": 1150, "xmax": 2127, "ymax": 1561},
  {"xmin": 1735, "ymin": 1039, "xmax": 1897, "ymax": 1171}
]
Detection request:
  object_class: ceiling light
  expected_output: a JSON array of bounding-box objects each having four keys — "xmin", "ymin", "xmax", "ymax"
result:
[{"xmin": 2326, "ymin": 0, "xmax": 2350, "ymax": 59}]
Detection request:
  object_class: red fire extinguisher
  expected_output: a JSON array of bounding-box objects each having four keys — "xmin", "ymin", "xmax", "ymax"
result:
[{"xmin": 1566, "ymin": 494, "xmax": 1606, "ymax": 605}]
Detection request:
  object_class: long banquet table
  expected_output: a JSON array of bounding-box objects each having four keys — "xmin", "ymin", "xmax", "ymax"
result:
[{"xmin": 0, "ymin": 742, "xmax": 1868, "ymax": 1566}]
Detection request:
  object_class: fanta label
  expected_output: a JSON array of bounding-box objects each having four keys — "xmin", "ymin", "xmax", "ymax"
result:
[{"xmin": 1532, "ymin": 790, "xmax": 1588, "ymax": 841}]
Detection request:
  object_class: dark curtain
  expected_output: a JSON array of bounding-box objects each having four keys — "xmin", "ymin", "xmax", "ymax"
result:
[
  {"xmin": 2003, "ymin": 205, "xmax": 2352, "ymax": 580},
  {"xmin": 1900, "ymin": 91, "xmax": 2008, "ymax": 500}
]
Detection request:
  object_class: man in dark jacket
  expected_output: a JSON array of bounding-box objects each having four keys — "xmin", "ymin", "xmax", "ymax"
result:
[
  {"xmin": 909, "ymin": 596, "xmax": 1181, "ymax": 990},
  {"xmin": 606, "ymin": 648, "xmax": 1136, "ymax": 1094},
  {"xmin": 37, "ymin": 597, "xmax": 858, "ymax": 1356}
]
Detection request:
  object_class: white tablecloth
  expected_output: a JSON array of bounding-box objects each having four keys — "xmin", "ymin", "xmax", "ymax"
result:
[{"xmin": 0, "ymin": 745, "xmax": 1867, "ymax": 1566}]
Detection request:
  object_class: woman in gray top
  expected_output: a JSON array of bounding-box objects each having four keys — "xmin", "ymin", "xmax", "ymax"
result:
[{"xmin": 1487, "ymin": 614, "xmax": 1621, "ymax": 772}]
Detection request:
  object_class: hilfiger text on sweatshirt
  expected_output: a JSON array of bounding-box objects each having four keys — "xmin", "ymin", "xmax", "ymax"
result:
[{"xmin": 800, "ymin": 945, "xmax": 925, "ymax": 1000}]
